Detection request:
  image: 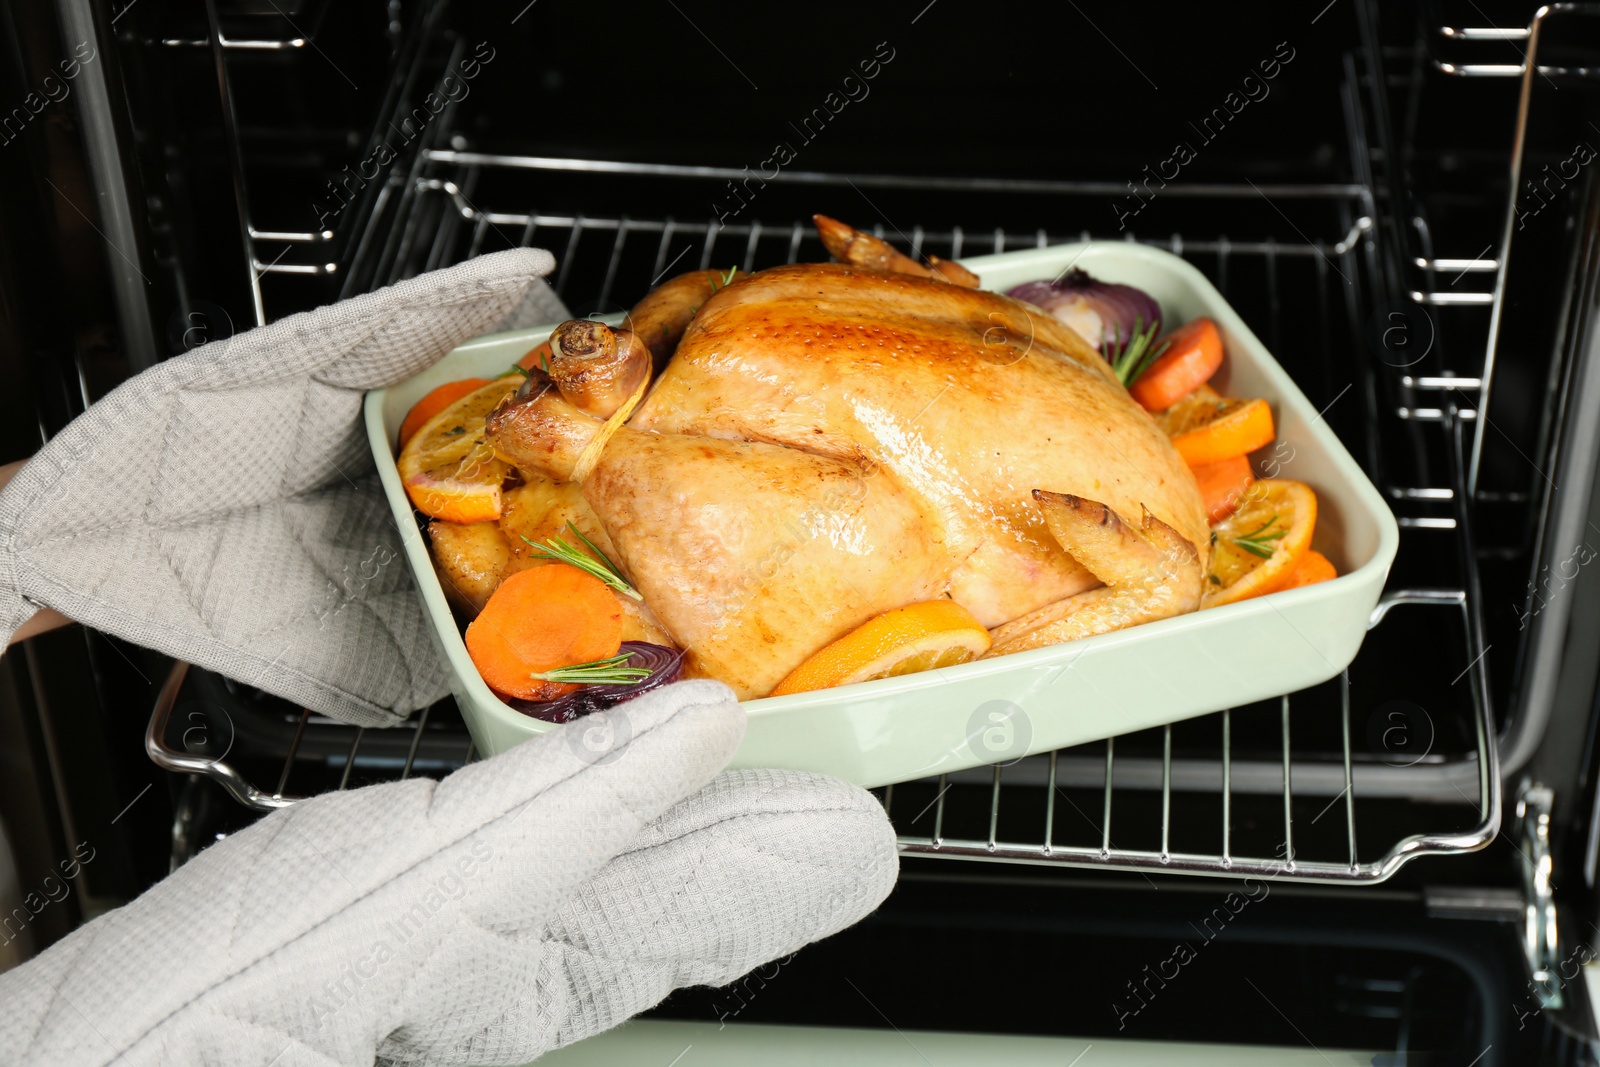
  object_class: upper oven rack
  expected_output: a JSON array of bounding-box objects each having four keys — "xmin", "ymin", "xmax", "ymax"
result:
[{"xmin": 147, "ymin": 160, "xmax": 1504, "ymax": 883}]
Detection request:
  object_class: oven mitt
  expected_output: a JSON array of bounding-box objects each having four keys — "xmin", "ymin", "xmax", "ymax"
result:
[
  {"xmin": 0, "ymin": 679, "xmax": 901, "ymax": 1065},
  {"xmin": 0, "ymin": 248, "xmax": 568, "ymax": 727}
]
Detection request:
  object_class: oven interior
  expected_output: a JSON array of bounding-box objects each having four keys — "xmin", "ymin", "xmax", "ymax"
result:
[{"xmin": 7, "ymin": 0, "xmax": 1600, "ymax": 1061}]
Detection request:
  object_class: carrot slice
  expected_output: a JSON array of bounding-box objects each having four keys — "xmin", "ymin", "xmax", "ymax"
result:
[
  {"xmin": 399, "ymin": 378, "xmax": 491, "ymax": 448},
  {"xmin": 1280, "ymin": 549, "xmax": 1337, "ymax": 590},
  {"xmin": 1130, "ymin": 318, "xmax": 1224, "ymax": 411},
  {"xmin": 1170, "ymin": 397, "xmax": 1275, "ymax": 466},
  {"xmin": 1189, "ymin": 454, "xmax": 1256, "ymax": 523},
  {"xmin": 465, "ymin": 563, "xmax": 623, "ymax": 701}
]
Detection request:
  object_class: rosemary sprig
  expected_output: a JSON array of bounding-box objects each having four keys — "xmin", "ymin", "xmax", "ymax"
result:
[
  {"xmin": 1231, "ymin": 514, "xmax": 1289, "ymax": 559},
  {"xmin": 531, "ymin": 652, "xmax": 651, "ymax": 685},
  {"xmin": 1106, "ymin": 314, "xmax": 1170, "ymax": 387},
  {"xmin": 707, "ymin": 265, "xmax": 739, "ymax": 292},
  {"xmin": 507, "ymin": 363, "xmax": 531, "ymax": 377},
  {"xmin": 522, "ymin": 523, "xmax": 643, "ymax": 600}
]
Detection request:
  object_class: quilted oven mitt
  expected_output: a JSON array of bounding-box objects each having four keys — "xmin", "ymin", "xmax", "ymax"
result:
[
  {"xmin": 0, "ymin": 679, "xmax": 901, "ymax": 1065},
  {"xmin": 0, "ymin": 248, "xmax": 568, "ymax": 726}
]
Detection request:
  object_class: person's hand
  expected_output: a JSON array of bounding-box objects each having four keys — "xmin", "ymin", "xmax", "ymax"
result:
[
  {"xmin": 0, "ymin": 249, "xmax": 566, "ymax": 725},
  {"xmin": 0, "ymin": 679, "xmax": 899, "ymax": 1065}
]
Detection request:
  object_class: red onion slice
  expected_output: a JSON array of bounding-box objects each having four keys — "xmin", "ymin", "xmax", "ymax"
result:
[{"xmin": 511, "ymin": 642, "xmax": 686, "ymax": 724}]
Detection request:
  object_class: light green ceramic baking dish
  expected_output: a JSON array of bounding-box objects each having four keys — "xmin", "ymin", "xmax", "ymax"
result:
[{"xmin": 364, "ymin": 242, "xmax": 1399, "ymax": 787}]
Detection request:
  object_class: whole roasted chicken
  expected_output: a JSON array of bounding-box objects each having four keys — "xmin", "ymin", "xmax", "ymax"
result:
[{"xmin": 457, "ymin": 221, "xmax": 1206, "ymax": 699}]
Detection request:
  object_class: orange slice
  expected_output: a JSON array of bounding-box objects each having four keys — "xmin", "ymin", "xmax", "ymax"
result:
[
  {"xmin": 1280, "ymin": 549, "xmax": 1337, "ymax": 590},
  {"xmin": 1202, "ymin": 478, "xmax": 1317, "ymax": 608},
  {"xmin": 398, "ymin": 378, "xmax": 520, "ymax": 524},
  {"xmin": 1156, "ymin": 383, "xmax": 1225, "ymax": 435},
  {"xmin": 399, "ymin": 377, "xmax": 491, "ymax": 448},
  {"xmin": 770, "ymin": 600, "xmax": 992, "ymax": 697},
  {"xmin": 1160, "ymin": 385, "xmax": 1275, "ymax": 466}
]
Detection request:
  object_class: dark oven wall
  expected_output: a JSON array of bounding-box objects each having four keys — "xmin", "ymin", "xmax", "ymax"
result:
[
  {"xmin": 8, "ymin": 0, "xmax": 1600, "ymax": 1062},
  {"xmin": 119, "ymin": 0, "xmax": 1368, "ymax": 331}
]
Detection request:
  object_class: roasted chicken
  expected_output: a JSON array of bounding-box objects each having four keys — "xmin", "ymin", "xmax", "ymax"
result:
[{"xmin": 463, "ymin": 224, "xmax": 1207, "ymax": 699}]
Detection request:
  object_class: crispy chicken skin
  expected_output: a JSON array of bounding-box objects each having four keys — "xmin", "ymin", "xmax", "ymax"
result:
[
  {"xmin": 632, "ymin": 263, "xmax": 1208, "ymax": 628},
  {"xmin": 483, "ymin": 262, "xmax": 1206, "ymax": 698},
  {"xmin": 622, "ymin": 268, "xmax": 744, "ymax": 371}
]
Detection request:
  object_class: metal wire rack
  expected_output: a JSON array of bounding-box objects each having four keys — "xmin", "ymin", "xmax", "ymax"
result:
[
  {"xmin": 1432, "ymin": 3, "xmax": 1600, "ymax": 78},
  {"xmin": 142, "ymin": 34, "xmax": 1522, "ymax": 885},
  {"xmin": 149, "ymin": 187, "xmax": 1505, "ymax": 887},
  {"xmin": 150, "ymin": 587, "xmax": 1497, "ymax": 885}
]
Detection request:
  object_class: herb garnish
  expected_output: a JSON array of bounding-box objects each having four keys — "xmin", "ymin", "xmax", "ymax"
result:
[
  {"xmin": 531, "ymin": 651, "xmax": 652, "ymax": 685},
  {"xmin": 1231, "ymin": 514, "xmax": 1288, "ymax": 559},
  {"xmin": 443, "ymin": 426, "xmax": 467, "ymax": 436},
  {"xmin": 508, "ymin": 363, "xmax": 531, "ymax": 377},
  {"xmin": 1106, "ymin": 314, "xmax": 1170, "ymax": 387},
  {"xmin": 707, "ymin": 265, "xmax": 739, "ymax": 292},
  {"xmin": 522, "ymin": 523, "xmax": 642, "ymax": 600}
]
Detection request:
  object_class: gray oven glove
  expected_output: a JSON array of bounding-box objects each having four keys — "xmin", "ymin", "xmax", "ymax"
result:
[
  {"xmin": 0, "ymin": 248, "xmax": 567, "ymax": 727},
  {"xmin": 0, "ymin": 679, "xmax": 900, "ymax": 1065}
]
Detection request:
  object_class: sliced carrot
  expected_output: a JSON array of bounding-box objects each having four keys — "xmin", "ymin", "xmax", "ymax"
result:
[
  {"xmin": 399, "ymin": 378, "xmax": 491, "ymax": 448},
  {"xmin": 465, "ymin": 563, "xmax": 623, "ymax": 701},
  {"xmin": 1189, "ymin": 454, "xmax": 1256, "ymax": 523},
  {"xmin": 1170, "ymin": 397, "xmax": 1275, "ymax": 466},
  {"xmin": 1130, "ymin": 318, "xmax": 1224, "ymax": 411},
  {"xmin": 1280, "ymin": 549, "xmax": 1337, "ymax": 590},
  {"xmin": 517, "ymin": 341, "xmax": 553, "ymax": 373}
]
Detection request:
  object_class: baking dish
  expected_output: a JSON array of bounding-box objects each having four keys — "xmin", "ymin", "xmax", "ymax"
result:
[{"xmin": 365, "ymin": 241, "xmax": 1399, "ymax": 787}]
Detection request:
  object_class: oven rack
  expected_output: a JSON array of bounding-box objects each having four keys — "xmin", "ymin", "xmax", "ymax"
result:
[
  {"xmin": 180, "ymin": 0, "xmax": 453, "ymax": 327},
  {"xmin": 149, "ymin": 200, "xmax": 1503, "ymax": 884},
  {"xmin": 1432, "ymin": 3, "xmax": 1600, "ymax": 78},
  {"xmin": 138, "ymin": 30, "xmax": 1515, "ymax": 881},
  {"xmin": 149, "ymin": 577, "xmax": 1498, "ymax": 884}
]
